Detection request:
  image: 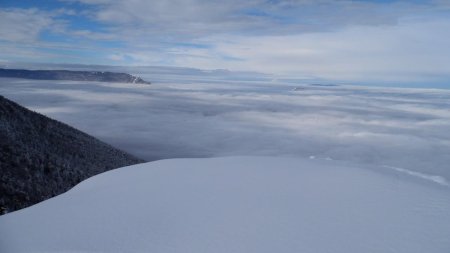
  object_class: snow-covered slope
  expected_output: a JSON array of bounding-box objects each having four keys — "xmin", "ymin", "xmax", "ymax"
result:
[{"xmin": 1, "ymin": 157, "xmax": 449, "ymax": 252}]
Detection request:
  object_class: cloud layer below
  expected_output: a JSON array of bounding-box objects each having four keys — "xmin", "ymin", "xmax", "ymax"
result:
[{"xmin": 1, "ymin": 72, "xmax": 449, "ymax": 181}]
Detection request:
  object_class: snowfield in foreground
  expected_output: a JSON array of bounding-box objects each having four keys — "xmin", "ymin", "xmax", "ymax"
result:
[{"xmin": 1, "ymin": 157, "xmax": 449, "ymax": 253}]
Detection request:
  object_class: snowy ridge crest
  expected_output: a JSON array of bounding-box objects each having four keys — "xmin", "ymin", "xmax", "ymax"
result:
[{"xmin": 382, "ymin": 165, "xmax": 449, "ymax": 186}]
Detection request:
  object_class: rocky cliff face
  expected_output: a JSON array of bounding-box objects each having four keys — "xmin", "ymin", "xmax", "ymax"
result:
[
  {"xmin": 0, "ymin": 96, "xmax": 145, "ymax": 214},
  {"xmin": 0, "ymin": 68, "xmax": 151, "ymax": 84}
]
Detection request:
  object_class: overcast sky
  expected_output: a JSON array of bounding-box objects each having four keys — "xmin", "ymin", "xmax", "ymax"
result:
[{"xmin": 1, "ymin": 0, "xmax": 450, "ymax": 85}]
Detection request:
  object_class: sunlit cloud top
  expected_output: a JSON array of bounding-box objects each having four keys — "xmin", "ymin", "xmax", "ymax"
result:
[{"xmin": 1, "ymin": 0, "xmax": 450, "ymax": 85}]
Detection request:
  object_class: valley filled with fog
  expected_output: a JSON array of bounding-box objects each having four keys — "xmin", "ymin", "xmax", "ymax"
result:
[{"xmin": 1, "ymin": 71, "xmax": 449, "ymax": 182}]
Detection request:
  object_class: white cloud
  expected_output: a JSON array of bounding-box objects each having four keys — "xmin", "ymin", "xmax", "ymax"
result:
[
  {"xmin": 2, "ymin": 1, "xmax": 450, "ymax": 83},
  {"xmin": 74, "ymin": 0, "xmax": 427, "ymax": 37},
  {"xmin": 0, "ymin": 8, "xmax": 56, "ymax": 42},
  {"xmin": 1, "ymin": 74, "xmax": 449, "ymax": 180},
  {"xmin": 70, "ymin": 29, "xmax": 116, "ymax": 40},
  {"xmin": 58, "ymin": 0, "xmax": 450, "ymax": 83},
  {"xmin": 161, "ymin": 17, "xmax": 450, "ymax": 83}
]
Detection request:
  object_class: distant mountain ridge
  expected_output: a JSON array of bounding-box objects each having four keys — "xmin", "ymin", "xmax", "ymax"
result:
[
  {"xmin": 0, "ymin": 68, "xmax": 151, "ymax": 84},
  {"xmin": 0, "ymin": 95, "xmax": 145, "ymax": 214}
]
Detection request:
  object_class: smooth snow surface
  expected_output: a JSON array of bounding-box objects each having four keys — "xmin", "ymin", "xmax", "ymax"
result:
[{"xmin": 1, "ymin": 157, "xmax": 449, "ymax": 253}]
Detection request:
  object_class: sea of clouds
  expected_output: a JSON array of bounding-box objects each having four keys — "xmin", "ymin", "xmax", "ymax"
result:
[{"xmin": 1, "ymin": 71, "xmax": 449, "ymax": 181}]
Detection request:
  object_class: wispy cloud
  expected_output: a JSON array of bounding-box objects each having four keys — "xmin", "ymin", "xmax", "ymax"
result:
[
  {"xmin": 1, "ymin": 0, "xmax": 450, "ymax": 84},
  {"xmin": 0, "ymin": 8, "xmax": 57, "ymax": 42},
  {"xmin": 172, "ymin": 17, "xmax": 450, "ymax": 82}
]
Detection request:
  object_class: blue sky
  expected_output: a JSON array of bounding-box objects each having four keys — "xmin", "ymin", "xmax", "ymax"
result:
[{"xmin": 1, "ymin": 0, "xmax": 450, "ymax": 86}]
